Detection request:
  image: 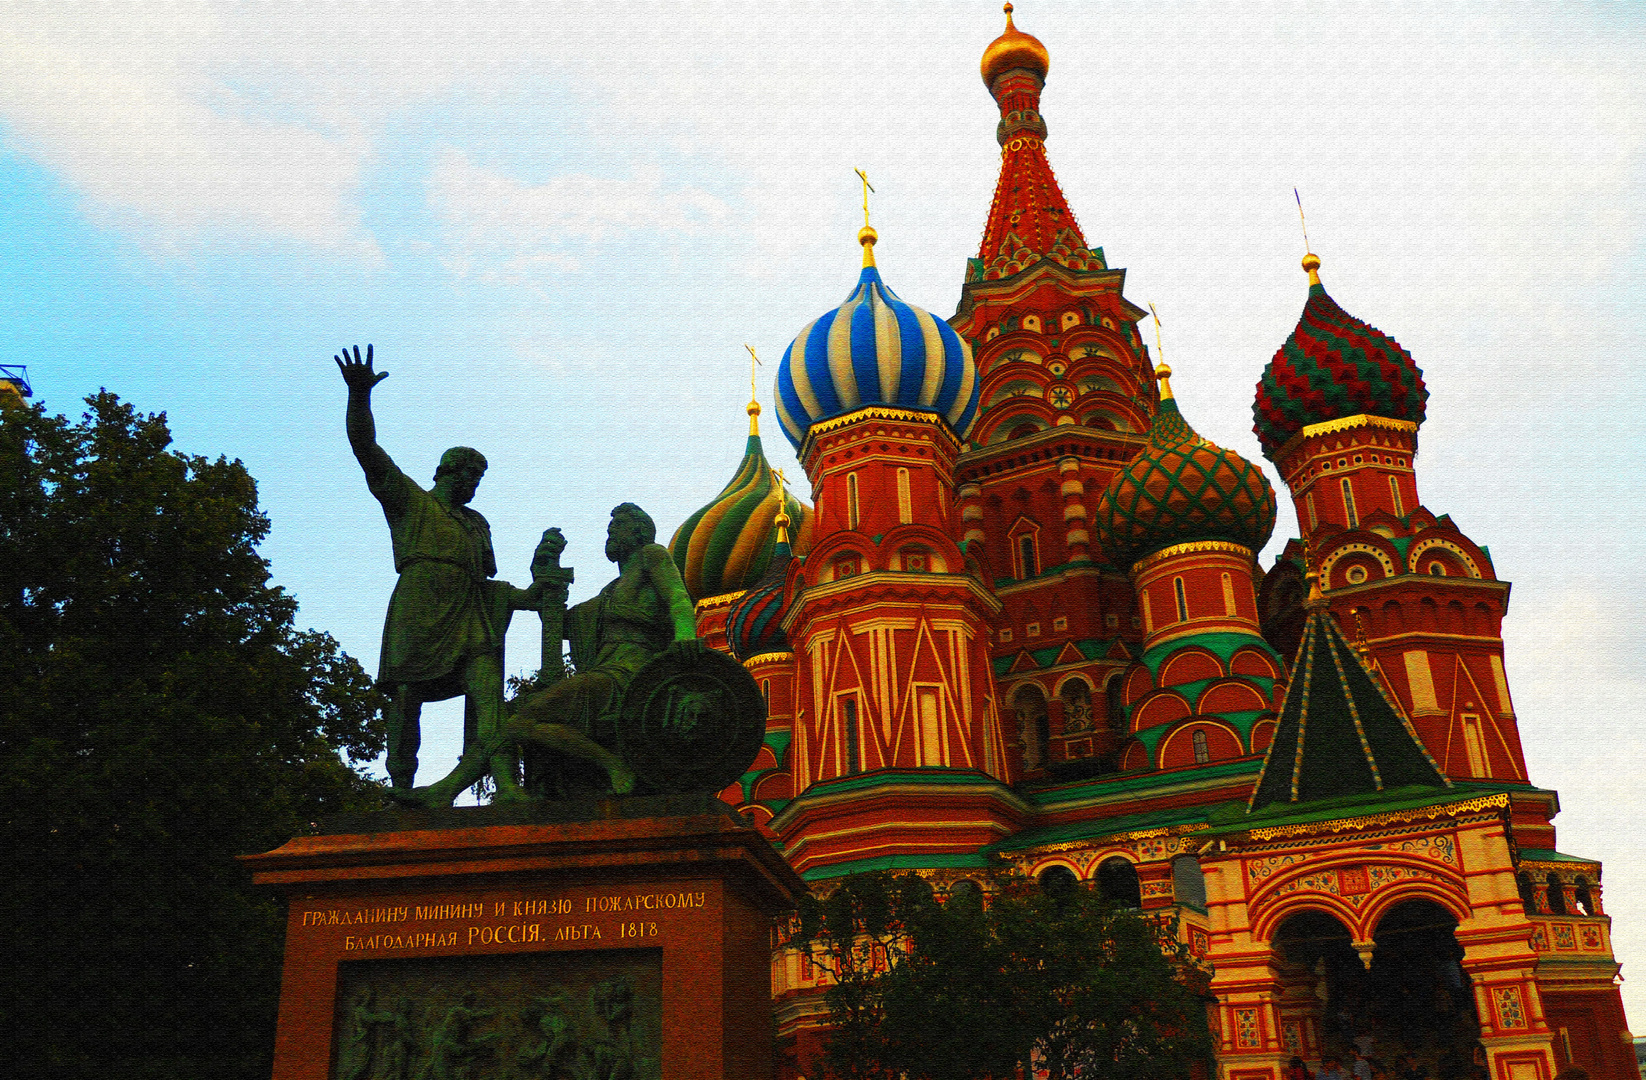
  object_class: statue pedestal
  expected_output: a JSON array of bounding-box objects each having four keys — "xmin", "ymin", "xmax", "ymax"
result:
[{"xmin": 245, "ymin": 796, "xmax": 804, "ymax": 1080}]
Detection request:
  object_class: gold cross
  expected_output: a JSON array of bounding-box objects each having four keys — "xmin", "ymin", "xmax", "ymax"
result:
[
  {"xmin": 745, "ymin": 343, "xmax": 761, "ymax": 401},
  {"xmin": 855, "ymin": 168, "xmax": 874, "ymax": 229}
]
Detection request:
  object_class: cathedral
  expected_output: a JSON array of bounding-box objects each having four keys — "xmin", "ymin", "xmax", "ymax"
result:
[{"xmin": 664, "ymin": 8, "xmax": 1632, "ymax": 1079}]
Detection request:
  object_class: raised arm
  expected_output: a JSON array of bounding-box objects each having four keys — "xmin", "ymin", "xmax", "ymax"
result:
[{"xmin": 335, "ymin": 344, "xmax": 395, "ymax": 489}]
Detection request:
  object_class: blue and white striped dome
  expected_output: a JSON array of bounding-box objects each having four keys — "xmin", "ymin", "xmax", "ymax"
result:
[{"xmin": 774, "ymin": 239, "xmax": 980, "ymax": 452}]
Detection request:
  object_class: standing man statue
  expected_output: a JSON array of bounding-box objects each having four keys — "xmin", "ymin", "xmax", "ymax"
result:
[
  {"xmin": 336, "ymin": 344, "xmax": 541, "ymax": 801},
  {"xmin": 396, "ymin": 502, "xmax": 703, "ymax": 808}
]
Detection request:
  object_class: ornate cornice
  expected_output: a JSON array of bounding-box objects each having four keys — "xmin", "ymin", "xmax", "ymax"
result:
[
  {"xmin": 1236, "ymin": 792, "xmax": 1510, "ymax": 843},
  {"xmin": 694, "ymin": 589, "xmax": 747, "ymax": 613},
  {"xmin": 1130, "ymin": 540, "xmax": 1255, "ymax": 575},
  {"xmin": 741, "ymin": 651, "xmax": 795, "ymax": 668},
  {"xmin": 1273, "ymin": 413, "xmax": 1419, "ymax": 465}
]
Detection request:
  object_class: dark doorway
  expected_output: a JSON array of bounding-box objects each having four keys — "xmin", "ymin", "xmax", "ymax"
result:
[{"xmin": 1367, "ymin": 901, "xmax": 1481, "ymax": 1076}]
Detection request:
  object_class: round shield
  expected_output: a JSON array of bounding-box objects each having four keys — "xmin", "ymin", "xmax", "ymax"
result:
[{"xmin": 615, "ymin": 646, "xmax": 767, "ymax": 794}]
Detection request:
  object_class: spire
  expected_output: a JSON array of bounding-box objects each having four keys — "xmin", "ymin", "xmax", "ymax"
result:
[
  {"xmin": 1248, "ymin": 598, "xmax": 1449, "ymax": 813},
  {"xmin": 974, "ymin": 6, "xmax": 1102, "ymax": 281}
]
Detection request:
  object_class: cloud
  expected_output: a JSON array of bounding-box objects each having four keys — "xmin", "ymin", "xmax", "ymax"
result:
[
  {"xmin": 0, "ymin": 15, "xmax": 378, "ymax": 258},
  {"xmin": 427, "ymin": 148, "xmax": 728, "ymax": 277}
]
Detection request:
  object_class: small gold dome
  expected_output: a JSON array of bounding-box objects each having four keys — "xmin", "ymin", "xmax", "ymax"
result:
[{"xmin": 981, "ymin": 3, "xmax": 1049, "ymax": 87}]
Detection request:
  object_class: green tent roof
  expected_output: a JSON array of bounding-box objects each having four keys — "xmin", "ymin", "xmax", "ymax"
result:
[{"xmin": 1249, "ymin": 600, "xmax": 1448, "ymax": 811}]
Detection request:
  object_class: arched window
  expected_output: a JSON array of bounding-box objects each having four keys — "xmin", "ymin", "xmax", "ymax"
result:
[
  {"xmin": 1039, "ymin": 866, "xmax": 1078, "ymax": 898},
  {"xmin": 1389, "ymin": 474, "xmax": 1404, "ymax": 517},
  {"xmin": 1018, "ymin": 533, "xmax": 1039, "ymax": 579},
  {"xmin": 949, "ymin": 879, "xmax": 982, "ymax": 903},
  {"xmin": 1545, "ymin": 873, "xmax": 1567, "ymax": 915},
  {"xmin": 1574, "ymin": 877, "xmax": 1594, "ymax": 917},
  {"xmin": 1341, "ymin": 477, "xmax": 1359, "ymax": 528},
  {"xmin": 1192, "ymin": 729, "xmax": 1210, "ymax": 764},
  {"xmin": 1105, "ymin": 677, "xmax": 1127, "ymax": 736},
  {"xmin": 1096, "ymin": 857, "xmax": 1141, "ymax": 908},
  {"xmin": 896, "ymin": 467, "xmax": 912, "ymax": 525},
  {"xmin": 1171, "ymin": 855, "xmax": 1206, "ymax": 909},
  {"xmin": 1515, "ymin": 872, "xmax": 1536, "ymax": 913},
  {"xmin": 1059, "ymin": 678, "xmax": 1092, "ymax": 734},
  {"xmin": 1013, "ymin": 684, "xmax": 1049, "ymax": 769},
  {"xmin": 1173, "ymin": 577, "xmax": 1188, "ymax": 622},
  {"xmin": 847, "ymin": 472, "xmax": 860, "ymax": 530}
]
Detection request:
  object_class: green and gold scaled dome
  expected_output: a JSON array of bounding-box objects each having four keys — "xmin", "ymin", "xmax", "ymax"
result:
[
  {"xmin": 669, "ymin": 401, "xmax": 814, "ymax": 603},
  {"xmin": 1094, "ymin": 365, "xmax": 1277, "ymax": 571}
]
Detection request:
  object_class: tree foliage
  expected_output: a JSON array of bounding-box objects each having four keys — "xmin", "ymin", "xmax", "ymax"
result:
[
  {"xmin": 0, "ymin": 393, "xmax": 388, "ymax": 1079},
  {"xmin": 793, "ymin": 871, "xmax": 1214, "ymax": 1080}
]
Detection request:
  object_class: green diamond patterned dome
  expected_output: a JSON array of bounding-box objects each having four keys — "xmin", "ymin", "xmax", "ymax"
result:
[{"xmin": 1094, "ymin": 388, "xmax": 1277, "ymax": 570}]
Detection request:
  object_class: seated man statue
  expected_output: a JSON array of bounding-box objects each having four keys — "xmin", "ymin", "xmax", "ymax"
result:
[
  {"xmin": 397, "ymin": 502, "xmax": 702, "ymax": 807},
  {"xmin": 336, "ymin": 345, "xmax": 542, "ymax": 801}
]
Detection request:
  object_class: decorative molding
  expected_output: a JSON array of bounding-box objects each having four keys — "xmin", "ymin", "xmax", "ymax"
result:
[{"xmin": 1131, "ymin": 540, "xmax": 1256, "ymax": 575}]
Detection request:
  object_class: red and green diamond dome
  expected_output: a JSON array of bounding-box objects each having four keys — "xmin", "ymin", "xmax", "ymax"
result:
[
  {"xmin": 1253, "ymin": 254, "xmax": 1428, "ymax": 458},
  {"xmin": 1095, "ymin": 366, "xmax": 1277, "ymax": 570}
]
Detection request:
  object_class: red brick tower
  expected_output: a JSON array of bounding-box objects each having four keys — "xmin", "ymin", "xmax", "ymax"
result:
[
  {"xmin": 1253, "ymin": 253, "xmax": 1532, "ymax": 792},
  {"xmin": 950, "ymin": 4, "xmax": 1159, "ymax": 780}
]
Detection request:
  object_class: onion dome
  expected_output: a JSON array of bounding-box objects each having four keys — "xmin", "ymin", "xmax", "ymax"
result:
[
  {"xmin": 726, "ymin": 509, "xmax": 796, "ymax": 661},
  {"xmin": 981, "ymin": 3, "xmax": 1049, "ymax": 86},
  {"xmin": 1094, "ymin": 364, "xmax": 1278, "ymax": 570},
  {"xmin": 1253, "ymin": 253, "xmax": 1429, "ymax": 459},
  {"xmin": 668, "ymin": 399, "xmax": 814, "ymax": 603},
  {"xmin": 775, "ymin": 229, "xmax": 980, "ymax": 452}
]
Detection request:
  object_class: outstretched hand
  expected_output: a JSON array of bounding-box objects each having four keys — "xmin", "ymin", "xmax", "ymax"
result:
[{"xmin": 335, "ymin": 344, "xmax": 388, "ymax": 390}]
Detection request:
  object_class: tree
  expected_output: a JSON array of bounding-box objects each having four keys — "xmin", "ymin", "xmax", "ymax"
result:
[
  {"xmin": 0, "ymin": 393, "xmax": 387, "ymax": 1079},
  {"xmin": 793, "ymin": 871, "xmax": 1214, "ymax": 1080}
]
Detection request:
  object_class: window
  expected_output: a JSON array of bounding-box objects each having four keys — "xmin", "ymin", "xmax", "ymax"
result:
[
  {"xmin": 1052, "ymin": 615, "xmax": 1067, "ymax": 632},
  {"xmin": 841, "ymin": 696, "xmax": 860, "ymax": 774},
  {"xmin": 1341, "ymin": 477, "xmax": 1358, "ymax": 527},
  {"xmin": 1060, "ymin": 679, "xmax": 1092, "ymax": 733},
  {"xmin": 761, "ymin": 679, "xmax": 771, "ymax": 708},
  {"xmin": 1173, "ymin": 577, "xmax": 1188, "ymax": 622},
  {"xmin": 1105, "ymin": 613, "xmax": 1119, "ymax": 629},
  {"xmin": 1018, "ymin": 533, "xmax": 1038, "ymax": 579},
  {"xmin": 1192, "ymin": 729, "xmax": 1210, "ymax": 763},
  {"xmin": 1428, "ymin": 562, "xmax": 1447, "ymax": 577},
  {"xmin": 1097, "ymin": 858, "xmax": 1141, "ymax": 908},
  {"xmin": 1546, "ymin": 873, "xmax": 1567, "ymax": 916},
  {"xmin": 847, "ymin": 472, "xmax": 860, "ymax": 530},
  {"xmin": 1461, "ymin": 714, "xmax": 1486, "ymax": 777},
  {"xmin": 1346, "ymin": 564, "xmax": 1368, "ymax": 585},
  {"xmin": 1040, "ymin": 866, "xmax": 1078, "ymax": 898},
  {"xmin": 1574, "ymin": 877, "xmax": 1594, "ymax": 916},
  {"xmin": 1389, "ymin": 475, "xmax": 1404, "ymax": 517},
  {"xmin": 1026, "ymin": 622, "xmax": 1040, "ymax": 637},
  {"xmin": 1172, "ymin": 855, "xmax": 1207, "ymax": 908},
  {"xmin": 1306, "ymin": 491, "xmax": 1318, "ymax": 529},
  {"xmin": 897, "ymin": 467, "xmax": 912, "ymax": 525},
  {"xmin": 1221, "ymin": 571, "xmax": 1235, "ymax": 615},
  {"xmin": 998, "ymin": 628, "xmax": 1014, "ymax": 643}
]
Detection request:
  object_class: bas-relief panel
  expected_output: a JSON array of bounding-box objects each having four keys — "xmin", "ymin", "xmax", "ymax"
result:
[{"xmin": 332, "ymin": 950, "xmax": 662, "ymax": 1080}]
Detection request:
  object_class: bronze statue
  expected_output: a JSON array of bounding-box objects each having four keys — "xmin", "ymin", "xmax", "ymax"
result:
[
  {"xmin": 337, "ymin": 345, "xmax": 542, "ymax": 799},
  {"xmin": 395, "ymin": 503, "xmax": 703, "ymax": 808}
]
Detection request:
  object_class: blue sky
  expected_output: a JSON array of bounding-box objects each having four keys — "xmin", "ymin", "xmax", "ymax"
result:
[{"xmin": 6, "ymin": 0, "xmax": 1645, "ymax": 1018}]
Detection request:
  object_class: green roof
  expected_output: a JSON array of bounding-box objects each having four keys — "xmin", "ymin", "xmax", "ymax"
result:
[
  {"xmin": 1249, "ymin": 601, "xmax": 1448, "ymax": 812},
  {"xmin": 1518, "ymin": 848, "xmax": 1598, "ymax": 864},
  {"xmin": 1139, "ymin": 631, "xmax": 1280, "ymax": 679},
  {"xmin": 801, "ymin": 851, "xmax": 997, "ymax": 881},
  {"xmin": 987, "ymin": 802, "xmax": 1230, "ymax": 852},
  {"xmin": 1023, "ymin": 758, "xmax": 1262, "ymax": 809}
]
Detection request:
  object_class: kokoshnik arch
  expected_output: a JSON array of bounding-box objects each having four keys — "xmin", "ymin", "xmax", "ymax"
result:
[{"xmin": 661, "ymin": 7, "xmax": 1633, "ymax": 1080}]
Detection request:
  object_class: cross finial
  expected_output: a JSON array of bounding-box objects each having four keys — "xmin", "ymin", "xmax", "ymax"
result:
[
  {"xmin": 1148, "ymin": 303, "xmax": 1173, "ymax": 401},
  {"xmin": 744, "ymin": 344, "xmax": 762, "ymax": 435},
  {"xmin": 854, "ymin": 168, "xmax": 878, "ymax": 266},
  {"xmin": 1295, "ymin": 188, "xmax": 1322, "ymax": 285}
]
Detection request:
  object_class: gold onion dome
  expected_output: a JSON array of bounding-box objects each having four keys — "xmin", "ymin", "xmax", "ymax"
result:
[
  {"xmin": 668, "ymin": 412, "xmax": 814, "ymax": 603},
  {"xmin": 981, "ymin": 3, "xmax": 1049, "ymax": 86},
  {"xmin": 1093, "ymin": 365, "xmax": 1277, "ymax": 571}
]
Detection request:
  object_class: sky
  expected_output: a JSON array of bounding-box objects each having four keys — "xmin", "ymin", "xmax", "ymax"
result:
[{"xmin": 5, "ymin": 0, "xmax": 1644, "ymax": 1023}]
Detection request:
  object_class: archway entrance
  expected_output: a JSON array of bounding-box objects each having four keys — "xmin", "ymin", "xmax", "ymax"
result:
[
  {"xmin": 1270, "ymin": 902, "xmax": 1481, "ymax": 1074},
  {"xmin": 1365, "ymin": 901, "xmax": 1481, "ymax": 1076}
]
